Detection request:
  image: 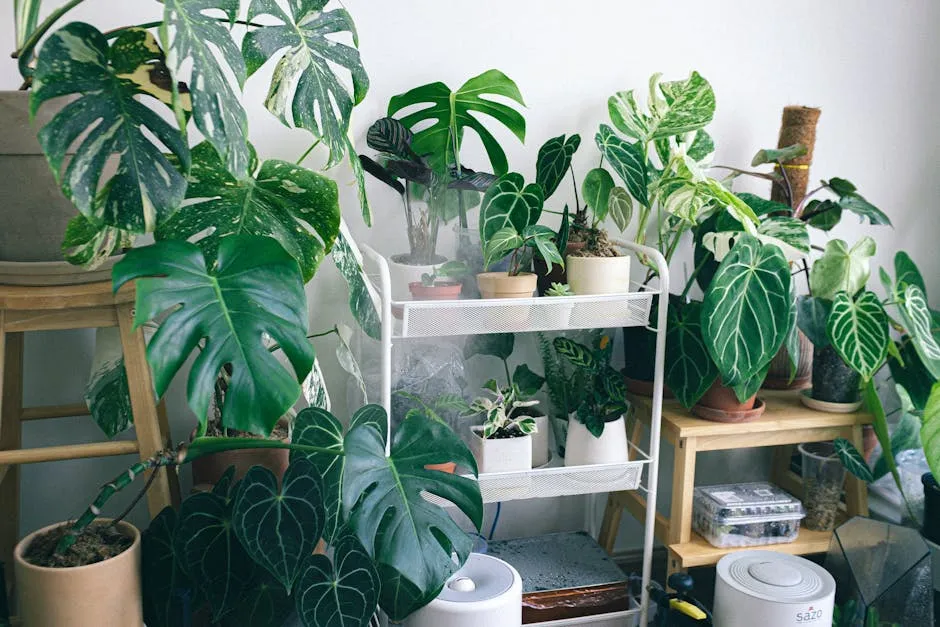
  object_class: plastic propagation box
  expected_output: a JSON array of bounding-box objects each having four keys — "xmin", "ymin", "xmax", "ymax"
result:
[{"xmin": 692, "ymin": 482, "xmax": 805, "ymax": 548}]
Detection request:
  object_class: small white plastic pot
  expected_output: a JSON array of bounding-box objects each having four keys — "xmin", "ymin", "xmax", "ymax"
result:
[
  {"xmin": 566, "ymin": 255, "xmax": 631, "ymax": 295},
  {"xmin": 564, "ymin": 414, "xmax": 630, "ymax": 466},
  {"xmin": 469, "ymin": 426, "xmax": 532, "ymax": 473},
  {"xmin": 531, "ymin": 414, "xmax": 551, "ymax": 467},
  {"xmin": 388, "ymin": 253, "xmax": 447, "ymax": 301}
]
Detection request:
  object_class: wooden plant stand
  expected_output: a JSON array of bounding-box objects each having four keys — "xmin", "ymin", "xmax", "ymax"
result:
[
  {"xmin": 0, "ymin": 280, "xmax": 179, "ymax": 589},
  {"xmin": 599, "ymin": 389, "xmax": 870, "ymax": 578}
]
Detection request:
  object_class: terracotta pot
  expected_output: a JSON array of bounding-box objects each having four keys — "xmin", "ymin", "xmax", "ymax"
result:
[
  {"xmin": 534, "ymin": 241, "xmax": 586, "ymax": 295},
  {"xmin": 388, "ymin": 253, "xmax": 448, "ymax": 301},
  {"xmin": 763, "ymin": 330, "xmax": 814, "ymax": 389},
  {"xmin": 15, "ymin": 519, "xmax": 142, "ymax": 626},
  {"xmin": 476, "ymin": 272, "xmax": 537, "ymax": 299},
  {"xmin": 408, "ymin": 281, "xmax": 463, "ymax": 301},
  {"xmin": 567, "ymin": 254, "xmax": 631, "ymax": 295},
  {"xmin": 862, "ymin": 425, "xmax": 878, "ymax": 462},
  {"xmin": 424, "ymin": 462, "xmax": 457, "ymax": 473},
  {"xmin": 692, "ymin": 381, "xmax": 766, "ymax": 422},
  {"xmin": 191, "ymin": 445, "xmax": 290, "ymax": 488}
]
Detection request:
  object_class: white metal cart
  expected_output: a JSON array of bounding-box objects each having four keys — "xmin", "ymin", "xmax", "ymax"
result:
[{"xmin": 361, "ymin": 240, "xmax": 669, "ymax": 626}]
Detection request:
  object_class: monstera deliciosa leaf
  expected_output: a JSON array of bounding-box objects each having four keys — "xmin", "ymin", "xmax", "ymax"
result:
[
  {"xmin": 826, "ymin": 291, "xmax": 889, "ymax": 381},
  {"xmin": 665, "ymin": 300, "xmax": 719, "ymax": 408},
  {"xmin": 31, "ymin": 24, "xmax": 190, "ymax": 233},
  {"xmin": 536, "ymin": 134, "xmax": 581, "ymax": 198},
  {"xmin": 388, "ymin": 69, "xmax": 526, "ymax": 175},
  {"xmin": 243, "ymin": 0, "xmax": 368, "ymax": 168},
  {"xmin": 62, "ymin": 215, "xmax": 134, "ymax": 269},
  {"xmin": 479, "ymin": 173, "xmax": 544, "ymax": 241},
  {"xmin": 156, "ymin": 142, "xmax": 340, "ymax": 282},
  {"xmin": 162, "ymin": 0, "xmax": 251, "ymax": 178},
  {"xmin": 809, "ymin": 237, "xmax": 876, "ymax": 300},
  {"xmin": 112, "ymin": 235, "xmax": 315, "ymax": 435},
  {"xmin": 701, "ymin": 234, "xmax": 791, "ymax": 396}
]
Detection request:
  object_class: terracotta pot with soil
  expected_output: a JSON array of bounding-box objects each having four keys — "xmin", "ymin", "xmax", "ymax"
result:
[
  {"xmin": 191, "ymin": 418, "xmax": 291, "ymax": 488},
  {"xmin": 476, "ymin": 272, "xmax": 537, "ymax": 299},
  {"xmin": 15, "ymin": 519, "xmax": 142, "ymax": 626},
  {"xmin": 692, "ymin": 380, "xmax": 765, "ymax": 423},
  {"xmin": 408, "ymin": 281, "xmax": 463, "ymax": 301}
]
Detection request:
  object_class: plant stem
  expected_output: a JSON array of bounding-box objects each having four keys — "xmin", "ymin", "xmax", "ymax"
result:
[
  {"xmin": 569, "ymin": 166, "xmax": 583, "ymax": 222},
  {"xmin": 679, "ymin": 254, "xmax": 709, "ymax": 301},
  {"xmin": 109, "ymin": 468, "xmax": 159, "ymax": 528},
  {"xmin": 794, "ymin": 184, "xmax": 826, "ymax": 218},
  {"xmin": 296, "ymin": 139, "xmax": 322, "ymax": 165},
  {"xmin": 13, "ymin": 0, "xmax": 88, "ymax": 71},
  {"xmin": 777, "ymin": 161, "xmax": 794, "ymax": 207},
  {"xmin": 709, "ymin": 165, "xmax": 779, "ymax": 182},
  {"xmin": 502, "ymin": 358, "xmax": 513, "ymax": 388}
]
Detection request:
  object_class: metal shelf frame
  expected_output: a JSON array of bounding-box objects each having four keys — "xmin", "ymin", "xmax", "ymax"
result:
[{"xmin": 361, "ymin": 239, "xmax": 669, "ymax": 626}]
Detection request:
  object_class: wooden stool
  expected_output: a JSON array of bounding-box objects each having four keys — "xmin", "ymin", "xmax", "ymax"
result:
[{"xmin": 0, "ymin": 280, "xmax": 179, "ymax": 586}]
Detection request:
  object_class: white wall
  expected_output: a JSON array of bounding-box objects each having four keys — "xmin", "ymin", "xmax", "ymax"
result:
[{"xmin": 3, "ymin": 0, "xmax": 939, "ymax": 549}]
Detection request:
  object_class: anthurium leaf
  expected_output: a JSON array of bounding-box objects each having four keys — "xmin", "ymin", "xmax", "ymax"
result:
[
  {"xmin": 732, "ymin": 361, "xmax": 771, "ymax": 403},
  {"xmin": 31, "ymin": 24, "xmax": 189, "ymax": 233},
  {"xmin": 809, "ymin": 237, "xmax": 876, "ymax": 300},
  {"xmin": 665, "ymin": 300, "xmax": 719, "ymax": 408},
  {"xmin": 112, "ymin": 235, "xmax": 314, "ymax": 435},
  {"xmin": 826, "ymin": 291, "xmax": 889, "ymax": 381},
  {"xmin": 333, "ymin": 224, "xmax": 381, "ymax": 341},
  {"xmin": 388, "ymin": 69, "xmax": 525, "ymax": 176},
  {"xmin": 702, "ymin": 234, "xmax": 791, "ymax": 386},
  {"xmin": 212, "ymin": 465, "xmax": 238, "ymax": 500},
  {"xmin": 483, "ymin": 226, "xmax": 523, "ymax": 270},
  {"xmin": 736, "ymin": 192, "xmax": 792, "ymax": 216},
  {"xmin": 156, "ymin": 142, "xmax": 340, "ymax": 282},
  {"xmin": 142, "ymin": 507, "xmax": 192, "ymax": 627},
  {"xmin": 783, "ymin": 284, "xmax": 800, "ymax": 382},
  {"xmin": 890, "ymin": 338, "xmax": 936, "ymax": 410},
  {"xmin": 553, "ymin": 337, "xmax": 596, "ymax": 370},
  {"xmin": 834, "ymin": 437, "xmax": 874, "ymax": 483},
  {"xmin": 802, "ymin": 199, "xmax": 842, "ymax": 231},
  {"xmin": 343, "ymin": 410, "xmax": 482, "ymax": 593},
  {"xmin": 221, "ymin": 569, "xmax": 292, "ymax": 627},
  {"xmin": 243, "ymin": 0, "xmax": 367, "ymax": 168},
  {"xmin": 465, "ymin": 333, "xmax": 515, "ymax": 362},
  {"xmin": 898, "ymin": 285, "xmax": 940, "ymax": 379},
  {"xmin": 921, "ymin": 382, "xmax": 940, "ymax": 483},
  {"xmin": 290, "ymin": 406, "xmax": 345, "ymax": 544},
  {"xmin": 895, "ymin": 252, "xmax": 927, "ymax": 297},
  {"xmin": 797, "ymin": 295, "xmax": 832, "ymax": 349},
  {"xmin": 596, "ymin": 125, "xmax": 648, "ymax": 207},
  {"xmin": 294, "ymin": 535, "xmax": 380, "ymax": 627},
  {"xmin": 582, "ymin": 168, "xmax": 615, "ymax": 222},
  {"xmin": 536, "ymin": 134, "xmax": 581, "ymax": 199},
  {"xmin": 480, "ymin": 173, "xmax": 544, "ymax": 242},
  {"xmin": 751, "ymin": 144, "xmax": 807, "ymax": 166},
  {"xmin": 608, "ymin": 187, "xmax": 633, "ymax": 232},
  {"xmin": 62, "ymin": 214, "xmax": 133, "ymax": 270},
  {"xmin": 162, "ymin": 0, "xmax": 250, "ymax": 178},
  {"xmin": 513, "ymin": 364, "xmax": 545, "ymax": 396},
  {"xmin": 377, "ymin": 564, "xmax": 439, "ymax": 622},
  {"xmin": 233, "ymin": 458, "xmax": 323, "ymax": 593},
  {"xmin": 175, "ymin": 491, "xmax": 255, "ymax": 622}
]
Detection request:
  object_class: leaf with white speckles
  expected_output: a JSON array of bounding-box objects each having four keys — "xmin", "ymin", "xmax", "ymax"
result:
[{"xmin": 156, "ymin": 142, "xmax": 340, "ymax": 282}]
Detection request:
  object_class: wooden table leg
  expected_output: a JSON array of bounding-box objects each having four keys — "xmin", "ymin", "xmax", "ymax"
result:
[
  {"xmin": 599, "ymin": 494, "xmax": 624, "ymax": 554},
  {"xmin": 668, "ymin": 437, "xmax": 697, "ymax": 546},
  {"xmin": 0, "ymin": 324, "xmax": 24, "ymax": 592},
  {"xmin": 844, "ymin": 425, "xmax": 869, "ymax": 517}
]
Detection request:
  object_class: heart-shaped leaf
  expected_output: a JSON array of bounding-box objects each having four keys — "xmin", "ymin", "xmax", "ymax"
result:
[
  {"xmin": 291, "ymin": 407, "xmax": 345, "ymax": 544},
  {"xmin": 233, "ymin": 458, "xmax": 324, "ymax": 593},
  {"xmin": 388, "ymin": 70, "xmax": 525, "ymax": 176},
  {"xmin": 221, "ymin": 569, "xmax": 292, "ymax": 627},
  {"xmin": 483, "ymin": 227, "xmax": 524, "ymax": 270},
  {"xmin": 921, "ymin": 383, "xmax": 940, "ymax": 483},
  {"xmin": 826, "ymin": 178, "xmax": 891, "ymax": 226},
  {"xmin": 480, "ymin": 173, "xmax": 544, "ymax": 242},
  {"xmin": 332, "ymin": 225, "xmax": 382, "ymax": 341},
  {"xmin": 898, "ymin": 285, "xmax": 940, "ymax": 379},
  {"xmin": 112, "ymin": 235, "xmax": 314, "ymax": 435},
  {"xmin": 582, "ymin": 168, "xmax": 615, "ymax": 222},
  {"xmin": 827, "ymin": 291, "xmax": 889, "ymax": 381},
  {"xmin": 513, "ymin": 364, "xmax": 545, "ymax": 397},
  {"xmin": 797, "ymin": 296, "xmax": 832, "ymax": 349},
  {"xmin": 608, "ymin": 187, "xmax": 633, "ymax": 232},
  {"xmin": 212, "ymin": 466, "xmax": 239, "ymax": 500},
  {"xmin": 732, "ymin": 361, "xmax": 771, "ymax": 403},
  {"xmin": 536, "ymin": 134, "xmax": 581, "ymax": 199},
  {"xmin": 702, "ymin": 234, "xmax": 791, "ymax": 387},
  {"xmin": 894, "ymin": 252, "xmax": 926, "ymax": 296},
  {"xmin": 890, "ymin": 338, "xmax": 936, "ymax": 411},
  {"xmin": 665, "ymin": 300, "xmax": 719, "ymax": 408},
  {"xmin": 465, "ymin": 333, "xmax": 515, "ymax": 362},
  {"xmin": 596, "ymin": 125, "xmax": 648, "ymax": 208},
  {"xmin": 31, "ymin": 25, "xmax": 189, "ymax": 233},
  {"xmin": 834, "ymin": 437, "xmax": 874, "ymax": 483},
  {"xmin": 243, "ymin": 0, "xmax": 368, "ymax": 168},
  {"xmin": 809, "ymin": 237, "xmax": 876, "ymax": 300},
  {"xmin": 175, "ymin": 491, "xmax": 255, "ymax": 622},
  {"xmin": 162, "ymin": 0, "xmax": 250, "ymax": 178},
  {"xmin": 156, "ymin": 142, "xmax": 340, "ymax": 282},
  {"xmin": 343, "ymin": 410, "xmax": 482, "ymax": 594},
  {"xmin": 295, "ymin": 535, "xmax": 380, "ymax": 627},
  {"xmin": 142, "ymin": 507, "xmax": 192, "ymax": 627},
  {"xmin": 377, "ymin": 563, "xmax": 440, "ymax": 622}
]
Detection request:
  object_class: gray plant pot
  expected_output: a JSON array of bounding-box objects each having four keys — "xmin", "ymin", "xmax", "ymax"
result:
[
  {"xmin": 0, "ymin": 90, "xmax": 77, "ymax": 262},
  {"xmin": 811, "ymin": 345, "xmax": 861, "ymax": 403}
]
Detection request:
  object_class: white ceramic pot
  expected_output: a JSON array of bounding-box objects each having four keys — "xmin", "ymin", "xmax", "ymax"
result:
[
  {"xmin": 531, "ymin": 414, "xmax": 550, "ymax": 467},
  {"xmin": 388, "ymin": 253, "xmax": 447, "ymax": 301},
  {"xmin": 567, "ymin": 255, "xmax": 631, "ymax": 295},
  {"xmin": 469, "ymin": 426, "xmax": 532, "ymax": 473},
  {"xmin": 564, "ymin": 415, "xmax": 630, "ymax": 466},
  {"xmin": 540, "ymin": 299, "xmax": 575, "ymax": 330}
]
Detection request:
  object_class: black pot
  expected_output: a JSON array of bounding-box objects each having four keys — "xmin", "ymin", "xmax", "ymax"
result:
[
  {"xmin": 623, "ymin": 325, "xmax": 658, "ymax": 383},
  {"xmin": 811, "ymin": 345, "xmax": 861, "ymax": 403},
  {"xmin": 533, "ymin": 255, "xmax": 567, "ymax": 296},
  {"xmin": 923, "ymin": 473, "xmax": 940, "ymax": 543}
]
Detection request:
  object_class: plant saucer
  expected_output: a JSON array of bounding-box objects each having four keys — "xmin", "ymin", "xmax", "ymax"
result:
[{"xmin": 799, "ymin": 389, "xmax": 863, "ymax": 413}]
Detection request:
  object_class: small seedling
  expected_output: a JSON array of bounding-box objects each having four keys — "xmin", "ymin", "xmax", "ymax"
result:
[{"xmin": 420, "ymin": 260, "xmax": 469, "ymax": 286}]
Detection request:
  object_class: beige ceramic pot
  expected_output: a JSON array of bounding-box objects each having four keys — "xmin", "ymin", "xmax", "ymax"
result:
[
  {"xmin": 567, "ymin": 255, "xmax": 631, "ymax": 295},
  {"xmin": 476, "ymin": 272, "xmax": 537, "ymax": 299},
  {"xmin": 15, "ymin": 519, "xmax": 142, "ymax": 627}
]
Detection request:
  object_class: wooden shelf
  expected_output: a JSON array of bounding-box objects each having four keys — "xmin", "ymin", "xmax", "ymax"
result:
[{"xmin": 670, "ymin": 526, "xmax": 837, "ymax": 569}]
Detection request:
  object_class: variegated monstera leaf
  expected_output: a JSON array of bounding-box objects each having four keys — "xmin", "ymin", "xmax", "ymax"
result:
[{"xmin": 31, "ymin": 25, "xmax": 190, "ymax": 233}]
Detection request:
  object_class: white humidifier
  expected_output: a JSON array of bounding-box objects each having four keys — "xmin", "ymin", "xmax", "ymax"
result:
[
  {"xmin": 403, "ymin": 553, "xmax": 522, "ymax": 627},
  {"xmin": 713, "ymin": 551, "xmax": 835, "ymax": 627}
]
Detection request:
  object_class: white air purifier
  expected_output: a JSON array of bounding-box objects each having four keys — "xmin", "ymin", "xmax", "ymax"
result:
[
  {"xmin": 402, "ymin": 553, "xmax": 522, "ymax": 627},
  {"xmin": 713, "ymin": 551, "xmax": 836, "ymax": 627}
]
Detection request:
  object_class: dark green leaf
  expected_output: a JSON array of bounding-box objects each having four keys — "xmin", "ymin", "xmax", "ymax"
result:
[
  {"xmin": 827, "ymin": 291, "xmax": 889, "ymax": 381},
  {"xmin": 864, "ymin": 381, "xmax": 904, "ymax": 498},
  {"xmin": 736, "ymin": 192, "xmax": 792, "ymax": 216},
  {"xmin": 290, "ymin": 406, "xmax": 347, "ymax": 545},
  {"xmin": 163, "ymin": 0, "xmax": 250, "ymax": 178},
  {"xmin": 343, "ymin": 411, "xmax": 482, "ymax": 593},
  {"xmin": 751, "ymin": 144, "xmax": 807, "ymax": 166},
  {"xmin": 479, "ymin": 173, "xmax": 543, "ymax": 242},
  {"xmin": 294, "ymin": 535, "xmax": 379, "ymax": 627},
  {"xmin": 378, "ymin": 563, "xmax": 439, "ymax": 622},
  {"xmin": 112, "ymin": 236, "xmax": 314, "ymax": 435},
  {"xmin": 783, "ymin": 282, "xmax": 800, "ymax": 382},
  {"xmin": 557, "ymin": 204, "xmax": 571, "ymax": 253},
  {"xmin": 212, "ymin": 466, "xmax": 238, "ymax": 500},
  {"xmin": 366, "ymin": 117, "xmax": 418, "ymax": 161},
  {"xmin": 834, "ymin": 437, "xmax": 874, "ymax": 483},
  {"xmin": 31, "ymin": 25, "xmax": 189, "ymax": 232},
  {"xmin": 448, "ymin": 168, "xmax": 499, "ymax": 192},
  {"xmin": 84, "ymin": 327, "xmax": 132, "ymax": 438},
  {"xmin": 233, "ymin": 458, "xmax": 323, "ymax": 592},
  {"xmin": 536, "ymin": 134, "xmax": 580, "ymax": 199},
  {"xmin": 221, "ymin": 569, "xmax": 292, "ymax": 627},
  {"xmin": 388, "ymin": 70, "xmax": 526, "ymax": 176},
  {"xmin": 243, "ymin": 0, "xmax": 368, "ymax": 168},
  {"xmin": 873, "ymin": 410, "xmax": 921, "ymax": 480},
  {"xmin": 827, "ymin": 177, "xmax": 857, "ymax": 196},
  {"xmin": 839, "ymin": 193, "xmax": 892, "ymax": 226},
  {"xmin": 802, "ymin": 199, "xmax": 842, "ymax": 231},
  {"xmin": 142, "ymin": 507, "xmax": 192, "ymax": 627},
  {"xmin": 464, "ymin": 333, "xmax": 515, "ymax": 362},
  {"xmin": 702, "ymin": 234, "xmax": 791, "ymax": 386},
  {"xmin": 665, "ymin": 300, "xmax": 719, "ymax": 408},
  {"xmin": 895, "ymin": 252, "xmax": 926, "ymax": 297},
  {"xmin": 333, "ymin": 226, "xmax": 381, "ymax": 341},
  {"xmin": 553, "ymin": 337, "xmax": 596, "ymax": 370},
  {"xmin": 582, "ymin": 168, "xmax": 615, "ymax": 222},
  {"xmin": 156, "ymin": 142, "xmax": 340, "ymax": 282},
  {"xmin": 483, "ymin": 227, "xmax": 524, "ymax": 270},
  {"xmin": 513, "ymin": 364, "xmax": 545, "ymax": 396},
  {"xmin": 358, "ymin": 155, "xmax": 406, "ymax": 193},
  {"xmin": 731, "ymin": 361, "xmax": 770, "ymax": 403},
  {"xmin": 889, "ymin": 338, "xmax": 936, "ymax": 410},
  {"xmin": 898, "ymin": 285, "xmax": 940, "ymax": 379},
  {"xmin": 922, "ymin": 382, "xmax": 940, "ymax": 484},
  {"xmin": 175, "ymin": 491, "xmax": 254, "ymax": 622},
  {"xmin": 596, "ymin": 125, "xmax": 648, "ymax": 207},
  {"xmin": 797, "ymin": 296, "xmax": 832, "ymax": 349}
]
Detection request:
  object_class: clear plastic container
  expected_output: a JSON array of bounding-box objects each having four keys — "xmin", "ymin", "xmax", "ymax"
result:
[
  {"xmin": 693, "ymin": 482, "xmax": 805, "ymax": 548},
  {"xmin": 799, "ymin": 441, "xmax": 846, "ymax": 531}
]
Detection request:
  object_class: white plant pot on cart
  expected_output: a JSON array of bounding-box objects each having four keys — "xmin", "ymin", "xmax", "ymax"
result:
[
  {"xmin": 469, "ymin": 426, "xmax": 532, "ymax": 473},
  {"xmin": 564, "ymin": 414, "xmax": 629, "ymax": 466},
  {"xmin": 566, "ymin": 255, "xmax": 631, "ymax": 295}
]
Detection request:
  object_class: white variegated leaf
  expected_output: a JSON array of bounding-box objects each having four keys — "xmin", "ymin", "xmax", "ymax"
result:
[
  {"xmin": 483, "ymin": 227, "xmax": 523, "ymax": 269},
  {"xmin": 827, "ymin": 291, "xmax": 889, "ymax": 381},
  {"xmin": 608, "ymin": 89, "xmax": 649, "ymax": 140},
  {"xmin": 705, "ymin": 216, "xmax": 808, "ymax": 263},
  {"xmin": 608, "ymin": 187, "xmax": 633, "ymax": 232},
  {"xmin": 899, "ymin": 285, "xmax": 940, "ymax": 379},
  {"xmin": 332, "ymin": 222, "xmax": 381, "ymax": 341}
]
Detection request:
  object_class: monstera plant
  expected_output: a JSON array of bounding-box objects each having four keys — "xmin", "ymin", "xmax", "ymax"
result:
[{"xmin": 10, "ymin": 1, "xmax": 482, "ymax": 625}]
